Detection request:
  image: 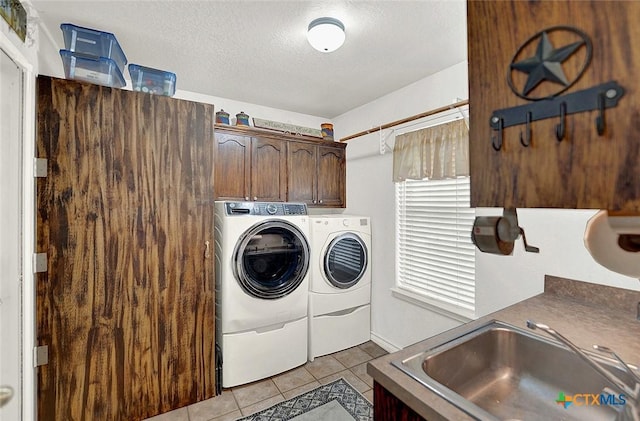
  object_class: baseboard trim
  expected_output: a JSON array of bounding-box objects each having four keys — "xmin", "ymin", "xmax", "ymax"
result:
[{"xmin": 370, "ymin": 332, "xmax": 401, "ymax": 353}]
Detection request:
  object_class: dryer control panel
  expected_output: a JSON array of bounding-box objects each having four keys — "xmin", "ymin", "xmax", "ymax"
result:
[{"xmin": 224, "ymin": 201, "xmax": 307, "ymax": 216}]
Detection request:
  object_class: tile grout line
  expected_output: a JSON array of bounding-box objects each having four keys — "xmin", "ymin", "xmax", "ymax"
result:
[
  {"xmin": 183, "ymin": 343, "xmax": 387, "ymax": 421},
  {"xmin": 223, "ymin": 387, "xmax": 242, "ymax": 420}
]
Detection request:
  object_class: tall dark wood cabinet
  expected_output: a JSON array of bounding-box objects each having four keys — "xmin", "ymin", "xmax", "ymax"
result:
[
  {"xmin": 35, "ymin": 76, "xmax": 216, "ymax": 421},
  {"xmin": 468, "ymin": 1, "xmax": 640, "ymax": 212}
]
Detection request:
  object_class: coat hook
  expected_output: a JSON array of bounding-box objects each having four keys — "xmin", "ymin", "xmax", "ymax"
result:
[
  {"xmin": 520, "ymin": 111, "xmax": 532, "ymax": 147},
  {"xmin": 596, "ymin": 92, "xmax": 605, "ymax": 136},
  {"xmin": 491, "ymin": 117, "xmax": 503, "ymax": 151},
  {"xmin": 555, "ymin": 102, "xmax": 566, "ymax": 141}
]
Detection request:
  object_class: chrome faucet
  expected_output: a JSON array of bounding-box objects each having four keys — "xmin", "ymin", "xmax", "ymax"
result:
[
  {"xmin": 526, "ymin": 320, "xmax": 640, "ymax": 420},
  {"xmin": 593, "ymin": 345, "xmax": 640, "ymax": 387}
]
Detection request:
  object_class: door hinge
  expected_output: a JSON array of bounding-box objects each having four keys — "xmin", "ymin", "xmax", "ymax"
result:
[
  {"xmin": 33, "ymin": 253, "xmax": 47, "ymax": 273},
  {"xmin": 34, "ymin": 346, "xmax": 48, "ymax": 367},
  {"xmin": 34, "ymin": 158, "xmax": 47, "ymax": 177}
]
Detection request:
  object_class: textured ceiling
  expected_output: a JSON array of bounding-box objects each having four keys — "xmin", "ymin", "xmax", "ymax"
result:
[{"xmin": 29, "ymin": 0, "xmax": 468, "ymax": 118}]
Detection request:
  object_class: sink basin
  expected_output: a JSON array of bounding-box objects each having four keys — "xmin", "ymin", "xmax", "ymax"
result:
[{"xmin": 393, "ymin": 320, "xmax": 638, "ymax": 421}]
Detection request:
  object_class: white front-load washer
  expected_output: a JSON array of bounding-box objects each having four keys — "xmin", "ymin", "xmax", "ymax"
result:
[
  {"xmin": 215, "ymin": 201, "xmax": 310, "ymax": 387},
  {"xmin": 308, "ymin": 215, "xmax": 371, "ymax": 360}
]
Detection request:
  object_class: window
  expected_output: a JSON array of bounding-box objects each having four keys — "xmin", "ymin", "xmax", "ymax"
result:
[{"xmin": 395, "ymin": 176, "xmax": 475, "ymax": 319}]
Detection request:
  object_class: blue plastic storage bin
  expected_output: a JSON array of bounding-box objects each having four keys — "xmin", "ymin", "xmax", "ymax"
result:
[
  {"xmin": 60, "ymin": 49, "xmax": 125, "ymax": 88},
  {"xmin": 61, "ymin": 23, "xmax": 127, "ymax": 71},
  {"xmin": 128, "ymin": 64, "xmax": 176, "ymax": 96}
]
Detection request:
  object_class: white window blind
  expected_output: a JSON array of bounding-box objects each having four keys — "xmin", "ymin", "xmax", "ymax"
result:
[{"xmin": 395, "ymin": 177, "xmax": 475, "ymax": 317}]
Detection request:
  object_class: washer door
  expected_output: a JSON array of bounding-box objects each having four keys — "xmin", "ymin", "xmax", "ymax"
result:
[
  {"xmin": 323, "ymin": 233, "xmax": 368, "ymax": 289},
  {"xmin": 233, "ymin": 220, "xmax": 310, "ymax": 299}
]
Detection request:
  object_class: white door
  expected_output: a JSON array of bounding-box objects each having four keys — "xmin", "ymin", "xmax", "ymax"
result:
[{"xmin": 0, "ymin": 47, "xmax": 23, "ymax": 420}]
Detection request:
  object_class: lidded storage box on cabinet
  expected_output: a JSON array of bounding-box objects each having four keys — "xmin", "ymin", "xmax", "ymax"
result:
[
  {"xmin": 59, "ymin": 50, "xmax": 126, "ymax": 88},
  {"xmin": 61, "ymin": 23, "xmax": 127, "ymax": 69},
  {"xmin": 59, "ymin": 23, "xmax": 127, "ymax": 88},
  {"xmin": 128, "ymin": 64, "xmax": 176, "ymax": 96}
]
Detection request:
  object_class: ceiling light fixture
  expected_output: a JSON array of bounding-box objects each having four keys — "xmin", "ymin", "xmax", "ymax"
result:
[{"xmin": 307, "ymin": 17, "xmax": 345, "ymax": 53}]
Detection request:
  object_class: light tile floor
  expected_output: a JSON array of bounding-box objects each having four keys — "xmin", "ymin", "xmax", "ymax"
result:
[{"xmin": 144, "ymin": 341, "xmax": 388, "ymax": 421}]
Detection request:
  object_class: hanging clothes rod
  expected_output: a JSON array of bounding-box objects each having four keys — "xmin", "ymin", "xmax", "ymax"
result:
[{"xmin": 339, "ymin": 99, "xmax": 469, "ymax": 142}]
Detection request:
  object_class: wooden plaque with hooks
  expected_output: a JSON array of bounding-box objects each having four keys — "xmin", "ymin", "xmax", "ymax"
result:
[{"xmin": 468, "ymin": 1, "xmax": 640, "ymax": 212}]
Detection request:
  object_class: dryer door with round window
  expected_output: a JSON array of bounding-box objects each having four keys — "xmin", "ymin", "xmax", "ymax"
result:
[
  {"xmin": 323, "ymin": 233, "xmax": 368, "ymax": 289},
  {"xmin": 233, "ymin": 220, "xmax": 310, "ymax": 299}
]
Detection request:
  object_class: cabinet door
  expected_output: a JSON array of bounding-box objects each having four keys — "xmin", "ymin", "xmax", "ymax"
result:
[
  {"xmin": 36, "ymin": 76, "xmax": 215, "ymax": 420},
  {"xmin": 468, "ymin": 1, "xmax": 640, "ymax": 211},
  {"xmin": 287, "ymin": 141, "xmax": 317, "ymax": 205},
  {"xmin": 251, "ymin": 137, "xmax": 287, "ymax": 202},
  {"xmin": 214, "ymin": 132, "xmax": 251, "ymax": 200},
  {"xmin": 374, "ymin": 382, "xmax": 426, "ymax": 421},
  {"xmin": 317, "ymin": 145, "xmax": 346, "ymax": 207}
]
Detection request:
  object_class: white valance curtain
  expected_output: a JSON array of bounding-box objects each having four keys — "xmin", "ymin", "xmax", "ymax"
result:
[{"xmin": 392, "ymin": 119, "xmax": 469, "ymax": 182}]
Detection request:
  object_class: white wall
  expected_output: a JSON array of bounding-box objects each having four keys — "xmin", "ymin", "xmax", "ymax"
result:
[
  {"xmin": 333, "ymin": 61, "xmax": 470, "ymax": 349},
  {"xmin": 1, "ymin": 9, "xmax": 38, "ymax": 421},
  {"xmin": 333, "ymin": 61, "xmax": 640, "ymax": 350}
]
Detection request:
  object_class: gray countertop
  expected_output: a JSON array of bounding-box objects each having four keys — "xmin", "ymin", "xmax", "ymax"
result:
[{"xmin": 367, "ymin": 276, "xmax": 640, "ymax": 420}]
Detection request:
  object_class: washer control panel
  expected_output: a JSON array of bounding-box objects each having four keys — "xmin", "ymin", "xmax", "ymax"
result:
[{"xmin": 225, "ymin": 201, "xmax": 308, "ymax": 216}]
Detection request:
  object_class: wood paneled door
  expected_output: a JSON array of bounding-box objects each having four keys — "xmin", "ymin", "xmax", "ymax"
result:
[{"xmin": 35, "ymin": 76, "xmax": 216, "ymax": 420}]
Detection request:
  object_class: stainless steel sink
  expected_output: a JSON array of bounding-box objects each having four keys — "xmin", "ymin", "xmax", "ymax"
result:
[{"xmin": 393, "ymin": 320, "xmax": 639, "ymax": 421}]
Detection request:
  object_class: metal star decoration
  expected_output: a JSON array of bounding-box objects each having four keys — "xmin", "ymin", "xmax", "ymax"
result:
[{"xmin": 511, "ymin": 31, "xmax": 585, "ymax": 96}]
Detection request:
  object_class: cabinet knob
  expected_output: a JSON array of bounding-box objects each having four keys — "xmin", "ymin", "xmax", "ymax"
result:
[
  {"xmin": 313, "ymin": 200, "xmax": 317, "ymax": 204},
  {"xmin": 245, "ymin": 197, "xmax": 249, "ymax": 201},
  {"xmin": 253, "ymin": 196, "xmax": 257, "ymax": 201},
  {"xmin": 319, "ymin": 199, "xmax": 323, "ymax": 204}
]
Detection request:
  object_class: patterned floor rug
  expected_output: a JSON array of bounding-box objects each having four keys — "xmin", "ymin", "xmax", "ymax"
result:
[{"xmin": 237, "ymin": 378, "xmax": 373, "ymax": 421}]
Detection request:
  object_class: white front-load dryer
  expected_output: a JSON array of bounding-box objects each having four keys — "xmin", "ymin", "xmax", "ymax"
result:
[
  {"xmin": 308, "ymin": 215, "xmax": 371, "ymax": 360},
  {"xmin": 215, "ymin": 201, "xmax": 310, "ymax": 387}
]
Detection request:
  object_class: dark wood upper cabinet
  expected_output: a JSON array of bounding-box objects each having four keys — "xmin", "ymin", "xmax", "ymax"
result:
[
  {"xmin": 214, "ymin": 131, "xmax": 251, "ymax": 200},
  {"xmin": 468, "ymin": 1, "xmax": 640, "ymax": 212},
  {"xmin": 251, "ymin": 137, "xmax": 287, "ymax": 202},
  {"xmin": 36, "ymin": 76, "xmax": 216, "ymax": 420},
  {"xmin": 288, "ymin": 141, "xmax": 318, "ymax": 205},
  {"xmin": 215, "ymin": 125, "xmax": 346, "ymax": 207},
  {"xmin": 317, "ymin": 145, "xmax": 346, "ymax": 207},
  {"xmin": 287, "ymin": 141, "xmax": 346, "ymax": 208},
  {"xmin": 214, "ymin": 127, "xmax": 287, "ymax": 202}
]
